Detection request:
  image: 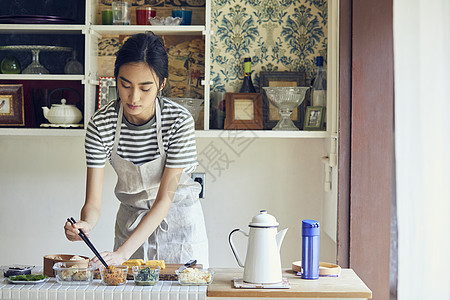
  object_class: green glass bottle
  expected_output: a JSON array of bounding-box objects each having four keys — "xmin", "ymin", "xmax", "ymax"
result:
[{"xmin": 239, "ymin": 57, "xmax": 256, "ymax": 93}]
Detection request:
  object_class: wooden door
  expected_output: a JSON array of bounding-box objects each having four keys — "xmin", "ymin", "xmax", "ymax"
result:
[{"xmin": 337, "ymin": 0, "xmax": 395, "ymax": 299}]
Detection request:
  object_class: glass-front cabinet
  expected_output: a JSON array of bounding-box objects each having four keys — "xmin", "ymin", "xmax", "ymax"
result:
[{"xmin": 0, "ymin": 0, "xmax": 337, "ymax": 140}]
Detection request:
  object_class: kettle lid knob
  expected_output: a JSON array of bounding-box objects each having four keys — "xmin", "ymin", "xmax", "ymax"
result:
[{"xmin": 249, "ymin": 210, "xmax": 279, "ymax": 228}]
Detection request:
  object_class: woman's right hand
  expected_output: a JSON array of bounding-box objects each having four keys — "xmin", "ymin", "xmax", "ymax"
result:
[{"xmin": 64, "ymin": 219, "xmax": 92, "ymax": 242}]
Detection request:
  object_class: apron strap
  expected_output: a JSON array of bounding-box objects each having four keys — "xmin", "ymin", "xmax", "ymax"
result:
[
  {"xmin": 155, "ymin": 98, "xmax": 165, "ymax": 158},
  {"xmin": 112, "ymin": 103, "xmax": 124, "ymax": 157},
  {"xmin": 155, "ymin": 218, "xmax": 169, "ymax": 260}
]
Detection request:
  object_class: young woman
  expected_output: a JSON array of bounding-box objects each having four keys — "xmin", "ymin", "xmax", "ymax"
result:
[{"xmin": 64, "ymin": 32, "xmax": 209, "ymax": 267}]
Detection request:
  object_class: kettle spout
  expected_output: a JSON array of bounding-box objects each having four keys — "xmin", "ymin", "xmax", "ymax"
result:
[
  {"xmin": 42, "ymin": 107, "xmax": 49, "ymax": 120},
  {"xmin": 276, "ymin": 228, "xmax": 288, "ymax": 251}
]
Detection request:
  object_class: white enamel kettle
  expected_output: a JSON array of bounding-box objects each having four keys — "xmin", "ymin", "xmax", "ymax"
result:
[{"xmin": 228, "ymin": 210, "xmax": 288, "ymax": 284}]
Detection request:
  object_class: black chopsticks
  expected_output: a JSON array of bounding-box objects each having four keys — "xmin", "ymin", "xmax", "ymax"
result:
[{"xmin": 67, "ymin": 217, "xmax": 109, "ymax": 270}]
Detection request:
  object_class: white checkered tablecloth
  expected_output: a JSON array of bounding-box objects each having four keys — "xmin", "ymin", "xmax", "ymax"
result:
[{"xmin": 0, "ymin": 268, "xmax": 207, "ymax": 300}]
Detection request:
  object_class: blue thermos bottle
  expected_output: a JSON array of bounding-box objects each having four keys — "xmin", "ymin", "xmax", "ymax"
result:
[{"xmin": 301, "ymin": 219, "xmax": 320, "ymax": 279}]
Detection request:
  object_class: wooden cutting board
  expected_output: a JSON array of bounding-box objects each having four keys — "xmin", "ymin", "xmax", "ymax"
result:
[{"xmin": 94, "ymin": 263, "xmax": 203, "ymax": 281}]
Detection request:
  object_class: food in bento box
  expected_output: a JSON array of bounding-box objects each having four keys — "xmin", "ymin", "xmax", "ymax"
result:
[
  {"xmin": 122, "ymin": 259, "xmax": 145, "ymax": 275},
  {"xmin": 122, "ymin": 259, "xmax": 145, "ymax": 267},
  {"xmin": 53, "ymin": 262, "xmax": 94, "ymax": 284},
  {"xmin": 133, "ymin": 265, "xmax": 160, "ymax": 286},
  {"xmin": 69, "ymin": 255, "xmax": 85, "ymax": 261},
  {"xmin": 176, "ymin": 268, "xmax": 214, "ymax": 285},
  {"xmin": 100, "ymin": 265, "xmax": 128, "ymax": 286},
  {"xmin": 9, "ymin": 274, "xmax": 47, "ymax": 281},
  {"xmin": 43, "ymin": 254, "xmax": 90, "ymax": 278},
  {"xmin": 145, "ymin": 260, "xmax": 165, "ymax": 270},
  {"xmin": 2, "ymin": 265, "xmax": 34, "ymax": 277}
]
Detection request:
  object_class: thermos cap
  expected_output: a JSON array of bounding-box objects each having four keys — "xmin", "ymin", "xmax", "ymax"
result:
[{"xmin": 302, "ymin": 219, "xmax": 320, "ymax": 236}]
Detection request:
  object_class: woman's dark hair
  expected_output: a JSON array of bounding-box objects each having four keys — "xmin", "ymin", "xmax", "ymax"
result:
[{"xmin": 114, "ymin": 32, "xmax": 168, "ymax": 90}]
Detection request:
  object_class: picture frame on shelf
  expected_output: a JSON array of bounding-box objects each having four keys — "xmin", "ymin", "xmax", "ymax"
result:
[
  {"xmin": 304, "ymin": 106, "xmax": 326, "ymax": 131},
  {"xmin": 259, "ymin": 71, "xmax": 308, "ymax": 130},
  {"xmin": 98, "ymin": 77, "xmax": 117, "ymax": 109},
  {"xmin": 224, "ymin": 92, "xmax": 263, "ymax": 130},
  {"xmin": 0, "ymin": 84, "xmax": 24, "ymax": 127}
]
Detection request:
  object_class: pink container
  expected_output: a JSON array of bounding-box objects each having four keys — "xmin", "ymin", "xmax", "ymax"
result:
[{"xmin": 136, "ymin": 7, "xmax": 156, "ymax": 25}]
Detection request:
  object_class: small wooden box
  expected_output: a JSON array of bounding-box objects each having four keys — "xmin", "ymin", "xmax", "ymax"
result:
[{"xmin": 43, "ymin": 254, "xmax": 89, "ymax": 277}]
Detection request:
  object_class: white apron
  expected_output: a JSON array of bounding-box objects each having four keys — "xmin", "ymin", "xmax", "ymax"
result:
[{"xmin": 110, "ymin": 99, "xmax": 209, "ymax": 267}]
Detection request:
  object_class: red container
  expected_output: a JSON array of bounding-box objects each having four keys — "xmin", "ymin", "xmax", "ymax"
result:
[{"xmin": 136, "ymin": 7, "xmax": 156, "ymax": 25}]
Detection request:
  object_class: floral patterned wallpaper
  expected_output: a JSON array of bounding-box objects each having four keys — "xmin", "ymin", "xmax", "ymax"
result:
[
  {"xmin": 210, "ymin": 0, "xmax": 327, "ymax": 93},
  {"xmin": 96, "ymin": 0, "xmax": 327, "ymax": 100}
]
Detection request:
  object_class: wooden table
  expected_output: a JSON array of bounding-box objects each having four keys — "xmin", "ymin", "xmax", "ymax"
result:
[{"xmin": 207, "ymin": 268, "xmax": 372, "ymax": 299}]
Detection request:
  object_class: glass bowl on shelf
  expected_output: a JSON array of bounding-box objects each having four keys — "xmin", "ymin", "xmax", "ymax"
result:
[
  {"xmin": 169, "ymin": 97, "xmax": 204, "ymax": 122},
  {"xmin": 149, "ymin": 16, "xmax": 181, "ymax": 26},
  {"xmin": 262, "ymin": 86, "xmax": 310, "ymax": 131}
]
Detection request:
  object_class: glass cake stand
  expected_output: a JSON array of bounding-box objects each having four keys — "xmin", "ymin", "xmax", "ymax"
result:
[{"xmin": 0, "ymin": 45, "xmax": 72, "ymax": 74}]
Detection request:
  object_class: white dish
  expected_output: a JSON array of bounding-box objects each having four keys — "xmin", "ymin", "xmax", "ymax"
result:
[{"xmin": 7, "ymin": 277, "xmax": 48, "ymax": 284}]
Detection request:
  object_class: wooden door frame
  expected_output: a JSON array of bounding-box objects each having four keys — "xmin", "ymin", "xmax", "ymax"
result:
[{"xmin": 337, "ymin": 0, "xmax": 395, "ymax": 299}]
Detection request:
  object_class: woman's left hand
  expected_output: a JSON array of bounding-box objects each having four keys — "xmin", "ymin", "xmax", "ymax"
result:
[{"xmin": 91, "ymin": 251, "xmax": 128, "ymax": 266}]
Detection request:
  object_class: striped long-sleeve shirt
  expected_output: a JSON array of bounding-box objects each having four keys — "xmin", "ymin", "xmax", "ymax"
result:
[{"xmin": 85, "ymin": 97, "xmax": 198, "ymax": 173}]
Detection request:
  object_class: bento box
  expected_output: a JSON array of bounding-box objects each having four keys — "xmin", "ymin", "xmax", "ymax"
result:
[
  {"xmin": 175, "ymin": 268, "xmax": 214, "ymax": 285},
  {"xmin": 53, "ymin": 262, "xmax": 95, "ymax": 284},
  {"xmin": 132, "ymin": 265, "xmax": 161, "ymax": 286}
]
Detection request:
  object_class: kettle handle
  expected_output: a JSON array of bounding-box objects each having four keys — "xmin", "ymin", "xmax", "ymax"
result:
[{"xmin": 228, "ymin": 228, "xmax": 248, "ymax": 268}]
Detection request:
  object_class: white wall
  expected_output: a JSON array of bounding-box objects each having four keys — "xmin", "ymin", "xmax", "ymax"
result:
[
  {"xmin": 0, "ymin": 135, "xmax": 336, "ymax": 268},
  {"xmin": 394, "ymin": 0, "xmax": 450, "ymax": 298}
]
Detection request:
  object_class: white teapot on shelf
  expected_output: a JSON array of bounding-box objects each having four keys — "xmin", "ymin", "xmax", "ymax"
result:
[
  {"xmin": 42, "ymin": 99, "xmax": 82, "ymax": 124},
  {"xmin": 228, "ymin": 210, "xmax": 288, "ymax": 284},
  {"xmin": 42, "ymin": 88, "xmax": 83, "ymax": 125}
]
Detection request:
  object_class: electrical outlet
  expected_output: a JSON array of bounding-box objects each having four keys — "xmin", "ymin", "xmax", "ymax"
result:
[{"xmin": 191, "ymin": 173, "xmax": 205, "ymax": 198}]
